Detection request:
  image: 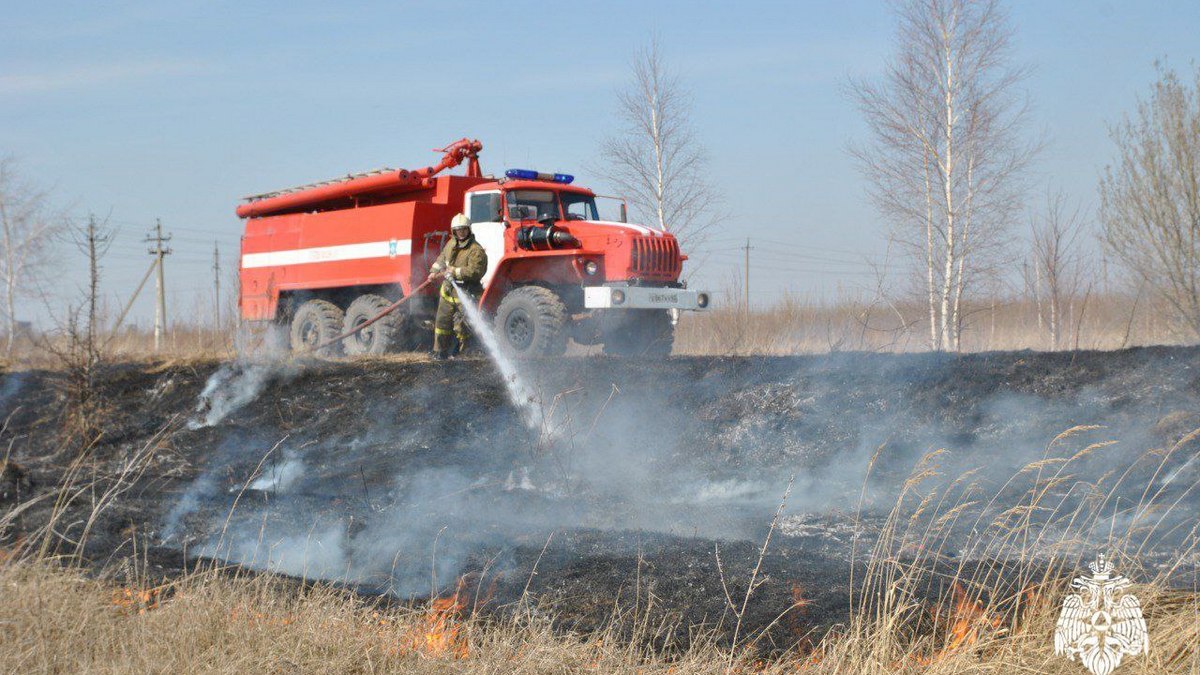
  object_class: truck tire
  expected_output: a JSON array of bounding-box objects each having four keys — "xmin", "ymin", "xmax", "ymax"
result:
[
  {"xmin": 494, "ymin": 286, "xmax": 568, "ymax": 357},
  {"xmin": 342, "ymin": 294, "xmax": 404, "ymax": 355},
  {"xmin": 602, "ymin": 309, "xmax": 675, "ymax": 357},
  {"xmin": 289, "ymin": 299, "xmax": 345, "ymax": 356}
]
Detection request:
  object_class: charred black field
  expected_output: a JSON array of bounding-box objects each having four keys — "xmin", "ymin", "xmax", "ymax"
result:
[{"xmin": 2, "ymin": 347, "xmax": 1199, "ymax": 651}]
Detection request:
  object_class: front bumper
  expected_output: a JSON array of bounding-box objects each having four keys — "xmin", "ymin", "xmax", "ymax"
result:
[{"xmin": 583, "ymin": 285, "xmax": 711, "ymax": 311}]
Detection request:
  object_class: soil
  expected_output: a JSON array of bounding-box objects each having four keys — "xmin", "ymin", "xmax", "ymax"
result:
[{"xmin": 2, "ymin": 346, "xmax": 1198, "ymax": 652}]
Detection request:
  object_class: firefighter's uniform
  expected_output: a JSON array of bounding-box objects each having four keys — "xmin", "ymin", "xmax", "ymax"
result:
[{"xmin": 431, "ymin": 231, "xmax": 487, "ymax": 357}]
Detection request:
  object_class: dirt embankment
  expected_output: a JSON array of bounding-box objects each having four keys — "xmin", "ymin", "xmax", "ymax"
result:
[{"xmin": 2, "ymin": 347, "xmax": 1199, "ymax": 648}]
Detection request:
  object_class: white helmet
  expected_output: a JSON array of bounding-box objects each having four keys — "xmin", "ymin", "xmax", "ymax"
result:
[{"xmin": 450, "ymin": 213, "xmax": 472, "ymax": 231}]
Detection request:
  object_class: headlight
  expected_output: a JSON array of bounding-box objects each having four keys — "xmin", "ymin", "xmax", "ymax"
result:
[
  {"xmin": 584, "ymin": 260, "xmax": 599, "ymax": 276},
  {"xmin": 697, "ymin": 293, "xmax": 710, "ymax": 308},
  {"xmin": 611, "ymin": 289, "xmax": 626, "ymax": 305}
]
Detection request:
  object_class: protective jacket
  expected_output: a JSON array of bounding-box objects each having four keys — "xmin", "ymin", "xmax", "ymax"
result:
[
  {"xmin": 431, "ymin": 235, "xmax": 488, "ymax": 356},
  {"xmin": 434, "ymin": 235, "xmax": 487, "ymax": 296}
]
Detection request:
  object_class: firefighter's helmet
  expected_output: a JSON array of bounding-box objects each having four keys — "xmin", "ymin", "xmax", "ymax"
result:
[{"xmin": 451, "ymin": 213, "xmax": 472, "ymax": 231}]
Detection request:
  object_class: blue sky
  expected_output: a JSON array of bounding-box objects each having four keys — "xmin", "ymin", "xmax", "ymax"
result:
[{"xmin": 2, "ymin": 1, "xmax": 1199, "ymax": 327}]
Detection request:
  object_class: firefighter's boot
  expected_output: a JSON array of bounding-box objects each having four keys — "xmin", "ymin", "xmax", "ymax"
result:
[{"xmin": 431, "ymin": 332, "xmax": 450, "ymax": 361}]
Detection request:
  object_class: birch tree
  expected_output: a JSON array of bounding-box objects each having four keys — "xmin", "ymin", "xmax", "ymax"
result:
[
  {"xmin": 850, "ymin": 0, "xmax": 1035, "ymax": 350},
  {"xmin": 1100, "ymin": 64, "xmax": 1200, "ymax": 337},
  {"xmin": 0, "ymin": 158, "xmax": 61, "ymax": 355},
  {"xmin": 1025, "ymin": 190, "xmax": 1088, "ymax": 349},
  {"xmin": 597, "ymin": 39, "xmax": 716, "ymax": 247}
]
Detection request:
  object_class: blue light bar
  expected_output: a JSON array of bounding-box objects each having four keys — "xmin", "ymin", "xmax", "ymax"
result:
[{"xmin": 505, "ymin": 168, "xmax": 575, "ymax": 184}]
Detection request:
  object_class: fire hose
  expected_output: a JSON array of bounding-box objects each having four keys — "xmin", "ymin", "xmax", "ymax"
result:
[{"xmin": 305, "ymin": 278, "xmax": 435, "ymax": 354}]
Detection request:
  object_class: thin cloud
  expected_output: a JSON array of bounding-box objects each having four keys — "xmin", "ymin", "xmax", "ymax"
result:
[{"xmin": 0, "ymin": 60, "xmax": 206, "ymax": 96}]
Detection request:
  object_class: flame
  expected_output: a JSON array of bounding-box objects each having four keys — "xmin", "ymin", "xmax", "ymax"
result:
[
  {"xmin": 1019, "ymin": 582, "xmax": 1047, "ymax": 626},
  {"xmin": 111, "ymin": 586, "xmax": 161, "ymax": 615},
  {"xmin": 787, "ymin": 582, "xmax": 821, "ymax": 667},
  {"xmin": 221, "ymin": 578, "xmax": 474, "ymax": 660},
  {"xmin": 911, "ymin": 582, "xmax": 1002, "ymax": 665},
  {"xmin": 790, "ymin": 582, "xmax": 811, "ymax": 614},
  {"xmin": 397, "ymin": 578, "xmax": 470, "ymax": 659}
]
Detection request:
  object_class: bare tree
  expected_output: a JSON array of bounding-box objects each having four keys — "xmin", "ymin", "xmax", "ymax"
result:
[
  {"xmin": 43, "ymin": 214, "xmax": 114, "ymax": 444},
  {"xmin": 1025, "ymin": 189, "xmax": 1089, "ymax": 349},
  {"xmin": 849, "ymin": 0, "xmax": 1035, "ymax": 350},
  {"xmin": 1100, "ymin": 63, "xmax": 1200, "ymax": 338},
  {"xmin": 0, "ymin": 158, "xmax": 62, "ymax": 356},
  {"xmin": 596, "ymin": 39, "xmax": 717, "ymax": 247}
]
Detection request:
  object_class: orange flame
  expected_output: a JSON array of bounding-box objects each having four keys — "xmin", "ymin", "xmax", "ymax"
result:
[
  {"xmin": 787, "ymin": 582, "xmax": 822, "ymax": 667},
  {"xmin": 397, "ymin": 578, "xmax": 470, "ymax": 659},
  {"xmin": 911, "ymin": 582, "xmax": 1001, "ymax": 665},
  {"xmin": 111, "ymin": 586, "xmax": 161, "ymax": 615},
  {"xmin": 790, "ymin": 582, "xmax": 811, "ymax": 614}
]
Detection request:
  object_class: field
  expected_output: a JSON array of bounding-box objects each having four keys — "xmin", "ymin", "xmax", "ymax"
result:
[{"xmin": 2, "ymin": 347, "xmax": 1199, "ymax": 671}]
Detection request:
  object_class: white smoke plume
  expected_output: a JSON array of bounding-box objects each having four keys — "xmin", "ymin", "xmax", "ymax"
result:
[{"xmin": 163, "ymin": 348, "xmax": 1200, "ymax": 597}]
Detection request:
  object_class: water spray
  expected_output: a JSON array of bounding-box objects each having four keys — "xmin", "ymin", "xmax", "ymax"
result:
[{"xmin": 451, "ymin": 280, "xmax": 557, "ymax": 439}]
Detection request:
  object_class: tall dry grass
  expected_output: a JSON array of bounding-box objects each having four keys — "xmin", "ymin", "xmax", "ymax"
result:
[
  {"xmin": 3, "ymin": 288, "xmax": 1193, "ymax": 366},
  {"xmin": 675, "ymin": 292, "xmax": 1191, "ymax": 355}
]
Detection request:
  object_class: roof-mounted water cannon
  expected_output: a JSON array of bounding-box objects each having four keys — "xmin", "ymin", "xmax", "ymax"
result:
[{"xmin": 505, "ymin": 168, "xmax": 574, "ymax": 184}]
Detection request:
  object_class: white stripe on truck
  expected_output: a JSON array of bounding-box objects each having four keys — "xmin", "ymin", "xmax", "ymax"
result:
[{"xmin": 241, "ymin": 239, "xmax": 412, "ymax": 269}]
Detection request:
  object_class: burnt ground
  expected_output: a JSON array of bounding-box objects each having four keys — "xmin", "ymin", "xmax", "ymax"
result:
[{"xmin": 2, "ymin": 347, "xmax": 1200, "ymax": 652}]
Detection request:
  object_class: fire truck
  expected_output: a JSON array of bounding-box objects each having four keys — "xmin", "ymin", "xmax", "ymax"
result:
[{"xmin": 237, "ymin": 138, "xmax": 710, "ymax": 357}]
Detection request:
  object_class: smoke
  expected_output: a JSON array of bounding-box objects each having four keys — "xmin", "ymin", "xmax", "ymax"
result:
[
  {"xmin": 189, "ymin": 363, "xmax": 274, "ymax": 428},
  {"xmin": 202, "ymin": 520, "xmax": 352, "ymax": 580},
  {"xmin": 248, "ymin": 453, "xmax": 305, "ymax": 492},
  {"xmin": 188, "ymin": 325, "xmax": 296, "ymax": 429},
  {"xmin": 163, "ymin": 348, "xmax": 1200, "ymax": 595}
]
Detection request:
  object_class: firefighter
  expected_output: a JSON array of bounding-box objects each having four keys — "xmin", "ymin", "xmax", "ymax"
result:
[{"xmin": 428, "ymin": 213, "xmax": 488, "ymax": 359}]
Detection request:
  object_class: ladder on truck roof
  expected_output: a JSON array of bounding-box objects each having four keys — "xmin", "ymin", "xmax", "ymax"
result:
[
  {"xmin": 235, "ymin": 138, "xmax": 483, "ymax": 219},
  {"xmin": 241, "ymin": 167, "xmax": 398, "ymax": 202}
]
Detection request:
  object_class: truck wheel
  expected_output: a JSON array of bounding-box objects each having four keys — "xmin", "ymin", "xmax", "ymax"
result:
[
  {"xmin": 494, "ymin": 286, "xmax": 567, "ymax": 357},
  {"xmin": 290, "ymin": 299, "xmax": 345, "ymax": 355},
  {"xmin": 342, "ymin": 294, "xmax": 404, "ymax": 355},
  {"xmin": 602, "ymin": 309, "xmax": 675, "ymax": 357}
]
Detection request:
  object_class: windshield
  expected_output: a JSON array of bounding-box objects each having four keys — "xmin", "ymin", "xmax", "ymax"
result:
[
  {"xmin": 505, "ymin": 189, "xmax": 600, "ymax": 222},
  {"xmin": 560, "ymin": 192, "xmax": 599, "ymax": 221},
  {"xmin": 506, "ymin": 190, "xmax": 559, "ymax": 221}
]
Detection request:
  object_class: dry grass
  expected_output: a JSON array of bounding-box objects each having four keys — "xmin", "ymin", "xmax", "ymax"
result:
[
  {"xmin": 4, "ymin": 288, "xmax": 1194, "ymax": 368},
  {"xmin": 0, "ymin": 541, "xmax": 1195, "ymax": 673},
  {"xmin": 675, "ymin": 292, "xmax": 1193, "ymax": 355}
]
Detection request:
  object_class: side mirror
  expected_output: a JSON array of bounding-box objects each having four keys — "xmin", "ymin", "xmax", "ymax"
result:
[{"xmin": 619, "ymin": 203, "xmax": 627, "ymax": 223}]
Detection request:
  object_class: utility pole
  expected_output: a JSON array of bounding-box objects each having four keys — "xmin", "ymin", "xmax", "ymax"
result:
[
  {"xmin": 212, "ymin": 240, "xmax": 221, "ymax": 334},
  {"xmin": 145, "ymin": 219, "xmax": 172, "ymax": 351},
  {"xmin": 743, "ymin": 237, "xmax": 752, "ymax": 314},
  {"xmin": 86, "ymin": 215, "xmax": 99, "ymax": 353}
]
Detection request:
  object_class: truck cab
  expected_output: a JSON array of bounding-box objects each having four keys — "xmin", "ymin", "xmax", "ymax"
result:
[{"xmin": 460, "ymin": 170, "xmax": 709, "ymax": 356}]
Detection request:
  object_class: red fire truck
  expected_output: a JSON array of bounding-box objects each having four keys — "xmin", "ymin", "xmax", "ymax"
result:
[{"xmin": 237, "ymin": 138, "xmax": 710, "ymax": 356}]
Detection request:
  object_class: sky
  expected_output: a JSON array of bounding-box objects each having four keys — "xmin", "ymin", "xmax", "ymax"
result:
[{"xmin": 2, "ymin": 0, "xmax": 1200, "ymax": 328}]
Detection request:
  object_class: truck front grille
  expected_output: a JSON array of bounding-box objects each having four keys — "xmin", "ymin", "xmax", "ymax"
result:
[{"xmin": 630, "ymin": 237, "xmax": 681, "ymax": 278}]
